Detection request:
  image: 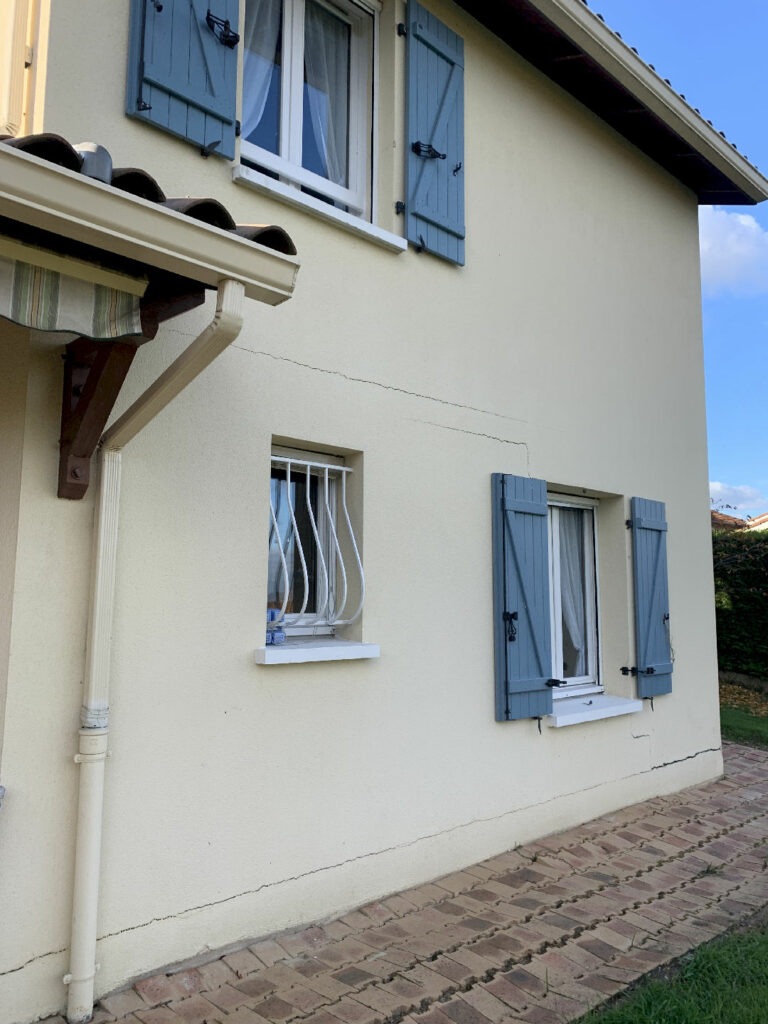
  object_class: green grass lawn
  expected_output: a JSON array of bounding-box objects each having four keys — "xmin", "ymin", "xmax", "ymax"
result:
[
  {"xmin": 721, "ymin": 705, "xmax": 768, "ymax": 749},
  {"xmin": 576, "ymin": 927, "xmax": 768, "ymax": 1023}
]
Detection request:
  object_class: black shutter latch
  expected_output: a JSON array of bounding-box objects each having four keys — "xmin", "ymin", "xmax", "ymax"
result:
[
  {"xmin": 206, "ymin": 10, "xmax": 240, "ymax": 47},
  {"xmin": 502, "ymin": 610, "xmax": 518, "ymax": 642},
  {"xmin": 620, "ymin": 666, "xmax": 637, "ymax": 676},
  {"xmin": 545, "ymin": 679, "xmax": 567, "ymax": 688}
]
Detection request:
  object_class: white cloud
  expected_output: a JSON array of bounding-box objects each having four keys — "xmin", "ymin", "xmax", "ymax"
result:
[
  {"xmin": 710, "ymin": 481, "xmax": 768, "ymax": 513},
  {"xmin": 699, "ymin": 206, "xmax": 768, "ymax": 296}
]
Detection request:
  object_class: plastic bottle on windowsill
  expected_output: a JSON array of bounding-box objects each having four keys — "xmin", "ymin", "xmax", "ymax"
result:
[{"xmin": 266, "ymin": 608, "xmax": 286, "ymax": 645}]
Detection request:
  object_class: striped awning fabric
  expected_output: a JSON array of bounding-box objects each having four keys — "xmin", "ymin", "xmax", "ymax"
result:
[{"xmin": 0, "ymin": 258, "xmax": 142, "ymax": 339}]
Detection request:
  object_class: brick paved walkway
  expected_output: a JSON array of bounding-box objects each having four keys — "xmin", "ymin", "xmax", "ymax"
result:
[{"xmin": 52, "ymin": 743, "xmax": 768, "ymax": 1024}]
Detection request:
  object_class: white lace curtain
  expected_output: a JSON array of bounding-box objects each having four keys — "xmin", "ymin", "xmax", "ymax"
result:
[
  {"xmin": 242, "ymin": 0, "xmax": 282, "ymax": 148},
  {"xmin": 304, "ymin": 0, "xmax": 349, "ymax": 186},
  {"xmin": 559, "ymin": 508, "xmax": 587, "ymax": 676},
  {"xmin": 242, "ymin": 0, "xmax": 349, "ymax": 187}
]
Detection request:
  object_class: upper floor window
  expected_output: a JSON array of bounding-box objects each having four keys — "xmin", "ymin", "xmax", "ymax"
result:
[
  {"xmin": 127, "ymin": 0, "xmax": 464, "ymax": 263},
  {"xmin": 242, "ymin": 0, "xmax": 375, "ymax": 215}
]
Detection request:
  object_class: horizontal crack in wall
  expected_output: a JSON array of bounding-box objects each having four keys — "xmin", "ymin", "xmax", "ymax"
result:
[
  {"xmin": 232, "ymin": 347, "xmax": 528, "ymax": 426},
  {"xmin": 94, "ymin": 749, "xmax": 727, "ymax": 945}
]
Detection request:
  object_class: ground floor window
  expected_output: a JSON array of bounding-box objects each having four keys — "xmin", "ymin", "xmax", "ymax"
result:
[
  {"xmin": 267, "ymin": 447, "xmax": 364, "ymax": 635},
  {"xmin": 548, "ymin": 496, "xmax": 600, "ymax": 695}
]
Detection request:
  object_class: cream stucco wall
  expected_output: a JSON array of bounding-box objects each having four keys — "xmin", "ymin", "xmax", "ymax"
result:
[{"xmin": 0, "ymin": 2, "xmax": 722, "ymax": 1022}]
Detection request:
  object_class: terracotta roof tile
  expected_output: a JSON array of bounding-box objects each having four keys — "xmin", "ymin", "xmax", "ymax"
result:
[{"xmin": 0, "ymin": 133, "xmax": 296, "ymax": 257}]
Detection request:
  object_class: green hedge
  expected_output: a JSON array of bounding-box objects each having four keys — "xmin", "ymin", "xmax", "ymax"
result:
[{"xmin": 713, "ymin": 529, "xmax": 768, "ymax": 679}]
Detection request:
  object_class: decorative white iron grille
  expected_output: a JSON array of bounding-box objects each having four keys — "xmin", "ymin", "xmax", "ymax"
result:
[{"xmin": 267, "ymin": 455, "xmax": 364, "ymax": 631}]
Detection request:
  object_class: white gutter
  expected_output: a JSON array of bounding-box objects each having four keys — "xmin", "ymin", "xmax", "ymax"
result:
[
  {"xmin": 0, "ymin": 145, "xmax": 299, "ymax": 304},
  {"xmin": 65, "ymin": 279, "xmax": 245, "ymax": 1024}
]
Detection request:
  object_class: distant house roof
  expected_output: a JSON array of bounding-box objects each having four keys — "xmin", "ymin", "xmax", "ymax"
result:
[
  {"xmin": 711, "ymin": 510, "xmax": 747, "ymax": 532},
  {"xmin": 460, "ymin": 0, "xmax": 768, "ymax": 205},
  {"xmin": 745, "ymin": 512, "xmax": 768, "ymax": 531}
]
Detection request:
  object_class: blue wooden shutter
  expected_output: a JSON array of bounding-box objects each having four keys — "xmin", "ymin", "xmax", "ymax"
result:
[
  {"xmin": 127, "ymin": 0, "xmax": 238, "ymax": 159},
  {"xmin": 630, "ymin": 497, "xmax": 673, "ymax": 698},
  {"xmin": 405, "ymin": 1, "xmax": 465, "ymax": 265},
  {"xmin": 492, "ymin": 474, "xmax": 553, "ymax": 721}
]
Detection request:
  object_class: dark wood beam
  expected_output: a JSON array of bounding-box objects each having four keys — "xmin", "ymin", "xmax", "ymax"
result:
[
  {"xmin": 140, "ymin": 282, "xmax": 206, "ymax": 339},
  {"xmin": 58, "ymin": 338, "xmax": 141, "ymax": 498},
  {"xmin": 57, "ymin": 281, "xmax": 207, "ymax": 499}
]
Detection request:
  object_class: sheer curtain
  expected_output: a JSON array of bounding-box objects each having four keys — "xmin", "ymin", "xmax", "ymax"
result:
[
  {"xmin": 242, "ymin": 0, "xmax": 282, "ymax": 147},
  {"xmin": 559, "ymin": 509, "xmax": 586, "ymax": 677},
  {"xmin": 304, "ymin": 0, "xmax": 349, "ymax": 186}
]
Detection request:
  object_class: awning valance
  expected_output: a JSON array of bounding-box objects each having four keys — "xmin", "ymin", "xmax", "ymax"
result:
[{"xmin": 0, "ymin": 257, "xmax": 141, "ymax": 339}]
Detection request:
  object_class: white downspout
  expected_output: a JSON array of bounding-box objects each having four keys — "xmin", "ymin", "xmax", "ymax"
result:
[{"xmin": 65, "ymin": 279, "xmax": 245, "ymax": 1024}]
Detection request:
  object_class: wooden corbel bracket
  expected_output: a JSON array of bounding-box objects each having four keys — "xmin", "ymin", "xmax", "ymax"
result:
[
  {"xmin": 58, "ymin": 281, "xmax": 205, "ymax": 499},
  {"xmin": 58, "ymin": 337, "xmax": 143, "ymax": 498}
]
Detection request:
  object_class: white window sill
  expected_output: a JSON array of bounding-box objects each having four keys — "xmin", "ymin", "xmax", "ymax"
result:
[
  {"xmin": 233, "ymin": 165, "xmax": 407, "ymax": 254},
  {"xmin": 553, "ymin": 683, "xmax": 603, "ymax": 700},
  {"xmin": 254, "ymin": 638, "xmax": 380, "ymax": 665},
  {"xmin": 547, "ymin": 694, "xmax": 643, "ymax": 728}
]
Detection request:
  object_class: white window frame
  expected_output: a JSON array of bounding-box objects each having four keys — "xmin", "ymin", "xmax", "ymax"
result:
[
  {"xmin": 267, "ymin": 446, "xmax": 365, "ymax": 637},
  {"xmin": 240, "ymin": 0, "xmax": 379, "ymax": 218},
  {"xmin": 547, "ymin": 494, "xmax": 602, "ymax": 699}
]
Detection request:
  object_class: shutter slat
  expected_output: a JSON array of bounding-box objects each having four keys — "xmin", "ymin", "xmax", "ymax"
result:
[
  {"xmin": 492, "ymin": 474, "xmax": 553, "ymax": 721},
  {"xmin": 127, "ymin": 0, "xmax": 238, "ymax": 159},
  {"xmin": 406, "ymin": 1, "xmax": 465, "ymax": 265},
  {"xmin": 631, "ymin": 497, "xmax": 673, "ymax": 698}
]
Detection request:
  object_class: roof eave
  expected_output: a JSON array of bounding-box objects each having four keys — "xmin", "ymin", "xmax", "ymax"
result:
[
  {"xmin": 459, "ymin": 0, "xmax": 768, "ymax": 205},
  {"xmin": 0, "ymin": 144, "xmax": 300, "ymax": 304}
]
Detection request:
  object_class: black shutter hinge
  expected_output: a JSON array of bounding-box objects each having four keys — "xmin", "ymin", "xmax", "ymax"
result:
[
  {"xmin": 206, "ymin": 10, "xmax": 240, "ymax": 47},
  {"xmin": 397, "ymin": 22, "xmax": 407, "ymax": 35},
  {"xmin": 200, "ymin": 139, "xmax": 221, "ymax": 157},
  {"xmin": 546, "ymin": 679, "xmax": 566, "ymax": 688},
  {"xmin": 626, "ymin": 518, "xmax": 633, "ymax": 529},
  {"xmin": 137, "ymin": 99, "xmax": 152, "ymax": 112},
  {"xmin": 412, "ymin": 141, "xmax": 446, "ymax": 160},
  {"xmin": 620, "ymin": 666, "xmax": 637, "ymax": 676},
  {"xmin": 235, "ymin": 119, "xmax": 241, "ymax": 138},
  {"xmin": 149, "ymin": 0, "xmax": 163, "ymax": 10},
  {"xmin": 395, "ymin": 201, "xmax": 405, "ymax": 215},
  {"xmin": 502, "ymin": 610, "xmax": 518, "ymax": 642},
  {"xmin": 534, "ymin": 716, "xmax": 542, "ymax": 734}
]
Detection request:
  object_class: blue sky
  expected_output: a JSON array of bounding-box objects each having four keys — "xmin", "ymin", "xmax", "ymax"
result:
[{"xmin": 591, "ymin": 0, "xmax": 768, "ymax": 518}]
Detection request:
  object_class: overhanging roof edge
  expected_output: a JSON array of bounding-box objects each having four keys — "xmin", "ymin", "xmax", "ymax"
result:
[
  {"xmin": 0, "ymin": 145, "xmax": 300, "ymax": 304},
  {"xmin": 461, "ymin": 0, "xmax": 768, "ymax": 205}
]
